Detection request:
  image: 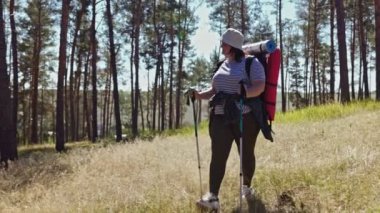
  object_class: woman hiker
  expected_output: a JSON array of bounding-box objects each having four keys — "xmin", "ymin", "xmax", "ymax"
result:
[{"xmin": 192, "ymin": 28, "xmax": 266, "ymax": 211}]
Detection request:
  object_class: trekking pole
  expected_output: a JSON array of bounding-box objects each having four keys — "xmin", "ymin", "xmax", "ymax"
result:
[
  {"xmin": 186, "ymin": 90, "xmax": 203, "ymax": 199},
  {"xmin": 238, "ymin": 82, "xmax": 245, "ymax": 212}
]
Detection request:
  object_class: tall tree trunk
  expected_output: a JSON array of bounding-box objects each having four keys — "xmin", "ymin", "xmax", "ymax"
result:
[
  {"xmin": 312, "ymin": 0, "xmax": 318, "ymax": 105},
  {"xmin": 10, "ymin": 0, "xmax": 19, "ymax": 159},
  {"xmin": 358, "ymin": 0, "xmax": 369, "ymax": 99},
  {"xmin": 168, "ymin": 11, "xmax": 175, "ymax": 130},
  {"xmin": 102, "ymin": 72, "xmax": 110, "ymax": 137},
  {"xmin": 130, "ymin": 15, "xmax": 136, "ymax": 137},
  {"xmin": 317, "ymin": 60, "xmax": 322, "ymax": 104},
  {"xmin": 64, "ymin": 76, "xmax": 69, "ymax": 142},
  {"xmin": 160, "ymin": 55, "xmax": 165, "ymax": 131},
  {"xmin": 175, "ymin": 0, "xmax": 189, "ymax": 129},
  {"xmin": 375, "ymin": 0, "xmax": 380, "ymax": 100},
  {"xmin": 152, "ymin": 64, "xmax": 159, "ymax": 130},
  {"xmin": 28, "ymin": 93, "xmax": 32, "ymax": 143},
  {"xmin": 350, "ymin": 17, "xmax": 356, "ymax": 100},
  {"xmin": 279, "ymin": 0, "xmax": 286, "ymax": 111},
  {"xmin": 175, "ymin": 3, "xmax": 183, "ymax": 129},
  {"xmin": 329, "ymin": 0, "xmax": 335, "ymax": 101},
  {"xmin": 83, "ymin": 53, "xmax": 91, "ymax": 139},
  {"xmin": 0, "ymin": 0, "xmax": 16, "ymax": 166},
  {"xmin": 133, "ymin": 0, "xmax": 142, "ymax": 137},
  {"xmin": 322, "ymin": 66, "xmax": 327, "ymax": 104},
  {"xmin": 105, "ymin": 0, "xmax": 122, "ymax": 141},
  {"xmin": 152, "ymin": 0, "xmax": 159, "ymax": 131},
  {"xmin": 21, "ymin": 87, "xmax": 27, "ymax": 145},
  {"xmin": 146, "ymin": 69, "xmax": 151, "ymax": 129},
  {"xmin": 75, "ymin": 48, "xmax": 83, "ymax": 140},
  {"xmin": 56, "ymin": 0, "xmax": 70, "ymax": 152},
  {"xmin": 107, "ymin": 93, "xmax": 113, "ymax": 136},
  {"xmin": 51, "ymin": 94, "xmax": 55, "ymax": 144},
  {"xmin": 39, "ymin": 89, "xmax": 44, "ymax": 143},
  {"xmin": 335, "ymin": 0, "xmax": 350, "ymax": 103},
  {"xmin": 358, "ymin": 56, "xmax": 363, "ymax": 99},
  {"xmin": 304, "ymin": 12, "xmax": 311, "ymax": 104},
  {"xmin": 69, "ymin": 45, "xmax": 75, "ymax": 141},
  {"xmin": 68, "ymin": 1, "xmax": 86, "ymax": 142},
  {"xmin": 139, "ymin": 90, "xmax": 145, "ymax": 131},
  {"xmin": 91, "ymin": 0, "xmax": 98, "ymax": 142},
  {"xmin": 130, "ymin": 41, "xmax": 134, "ymax": 133},
  {"xmin": 284, "ymin": 52, "xmax": 289, "ymax": 109},
  {"xmin": 105, "ymin": 80, "xmax": 112, "ymax": 136},
  {"xmin": 226, "ymin": 0, "xmax": 232, "ymax": 28},
  {"xmin": 240, "ymin": 0, "xmax": 245, "ymax": 34},
  {"xmin": 31, "ymin": 3, "xmax": 42, "ymax": 144}
]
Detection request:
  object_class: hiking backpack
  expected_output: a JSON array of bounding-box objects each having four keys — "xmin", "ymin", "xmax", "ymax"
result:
[
  {"xmin": 212, "ymin": 48, "xmax": 281, "ymax": 122},
  {"xmin": 211, "ymin": 41, "xmax": 281, "ymax": 141},
  {"xmin": 245, "ymin": 48, "xmax": 281, "ymax": 122}
]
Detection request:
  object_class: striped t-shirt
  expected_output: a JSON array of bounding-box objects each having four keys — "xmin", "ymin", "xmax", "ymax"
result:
[{"xmin": 212, "ymin": 57, "xmax": 265, "ymax": 115}]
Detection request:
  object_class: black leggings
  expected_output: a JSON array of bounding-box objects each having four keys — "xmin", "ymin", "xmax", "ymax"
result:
[{"xmin": 208, "ymin": 111, "xmax": 260, "ymax": 196}]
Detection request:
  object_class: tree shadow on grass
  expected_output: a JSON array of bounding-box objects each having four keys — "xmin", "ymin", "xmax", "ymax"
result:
[
  {"xmin": 246, "ymin": 196, "xmax": 268, "ymax": 213},
  {"xmin": 18, "ymin": 141, "xmax": 94, "ymax": 158},
  {"xmin": 18, "ymin": 145, "xmax": 59, "ymax": 158},
  {"xmin": 0, "ymin": 144, "xmax": 83, "ymax": 192},
  {"xmin": 231, "ymin": 190, "xmax": 304, "ymax": 213},
  {"xmin": 231, "ymin": 195, "xmax": 268, "ymax": 213}
]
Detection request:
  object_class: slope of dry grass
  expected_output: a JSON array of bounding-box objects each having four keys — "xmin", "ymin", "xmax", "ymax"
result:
[{"xmin": 0, "ymin": 104, "xmax": 379, "ymax": 212}]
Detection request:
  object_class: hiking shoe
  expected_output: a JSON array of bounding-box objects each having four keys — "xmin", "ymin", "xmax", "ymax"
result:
[
  {"xmin": 242, "ymin": 185, "xmax": 255, "ymax": 200},
  {"xmin": 196, "ymin": 192, "xmax": 220, "ymax": 211}
]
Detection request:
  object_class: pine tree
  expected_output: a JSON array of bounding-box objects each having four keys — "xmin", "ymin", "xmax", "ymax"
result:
[
  {"xmin": 376, "ymin": 0, "xmax": 380, "ymax": 100},
  {"xmin": 105, "ymin": 0, "xmax": 122, "ymax": 141},
  {"xmin": 90, "ymin": 0, "xmax": 98, "ymax": 142},
  {"xmin": 0, "ymin": 0, "xmax": 17, "ymax": 166},
  {"xmin": 56, "ymin": 0, "xmax": 70, "ymax": 152},
  {"xmin": 335, "ymin": 0, "xmax": 350, "ymax": 103},
  {"xmin": 18, "ymin": 0, "xmax": 55, "ymax": 144},
  {"xmin": 9, "ymin": 0, "xmax": 19, "ymax": 159},
  {"xmin": 68, "ymin": 0, "xmax": 90, "ymax": 142}
]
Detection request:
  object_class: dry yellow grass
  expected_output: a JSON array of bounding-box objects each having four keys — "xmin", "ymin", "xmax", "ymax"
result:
[{"xmin": 0, "ymin": 109, "xmax": 379, "ymax": 212}]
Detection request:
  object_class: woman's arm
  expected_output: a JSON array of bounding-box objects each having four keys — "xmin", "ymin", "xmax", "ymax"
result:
[
  {"xmin": 244, "ymin": 80, "xmax": 265, "ymax": 98},
  {"xmin": 244, "ymin": 58, "xmax": 266, "ymax": 98},
  {"xmin": 194, "ymin": 85, "xmax": 216, "ymax": 100}
]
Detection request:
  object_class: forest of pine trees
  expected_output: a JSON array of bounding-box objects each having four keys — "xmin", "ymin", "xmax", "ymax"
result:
[{"xmin": 0, "ymin": 0, "xmax": 379, "ymax": 164}]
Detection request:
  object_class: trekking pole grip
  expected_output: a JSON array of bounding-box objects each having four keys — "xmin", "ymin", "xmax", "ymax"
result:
[{"xmin": 185, "ymin": 88, "xmax": 196, "ymax": 105}]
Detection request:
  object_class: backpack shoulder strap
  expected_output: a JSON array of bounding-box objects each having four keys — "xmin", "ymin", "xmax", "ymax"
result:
[
  {"xmin": 245, "ymin": 56, "xmax": 254, "ymax": 79},
  {"xmin": 212, "ymin": 59, "xmax": 226, "ymax": 78}
]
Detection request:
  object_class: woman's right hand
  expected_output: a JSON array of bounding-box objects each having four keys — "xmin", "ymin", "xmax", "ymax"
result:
[
  {"xmin": 187, "ymin": 86, "xmax": 215, "ymax": 100},
  {"xmin": 192, "ymin": 90, "xmax": 201, "ymax": 100},
  {"xmin": 185, "ymin": 88, "xmax": 200, "ymax": 100}
]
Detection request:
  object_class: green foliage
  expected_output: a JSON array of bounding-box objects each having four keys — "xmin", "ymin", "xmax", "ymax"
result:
[
  {"xmin": 186, "ymin": 57, "xmax": 211, "ymax": 90},
  {"xmin": 276, "ymin": 100, "xmax": 380, "ymax": 123},
  {"xmin": 159, "ymin": 120, "xmax": 208, "ymax": 137},
  {"xmin": 285, "ymin": 20, "xmax": 306, "ymax": 109},
  {"xmin": 207, "ymin": 0, "xmax": 253, "ymax": 36},
  {"xmin": 120, "ymin": 123, "xmax": 203, "ymax": 142},
  {"xmin": 125, "ymin": 101, "xmax": 380, "ymax": 141}
]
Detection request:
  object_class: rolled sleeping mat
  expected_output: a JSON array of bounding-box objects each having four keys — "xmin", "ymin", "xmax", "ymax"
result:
[
  {"xmin": 264, "ymin": 47, "xmax": 281, "ymax": 121},
  {"xmin": 242, "ymin": 39, "xmax": 276, "ymax": 55}
]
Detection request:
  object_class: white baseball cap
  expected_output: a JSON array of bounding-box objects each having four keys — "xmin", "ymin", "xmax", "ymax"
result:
[{"xmin": 221, "ymin": 28, "xmax": 244, "ymax": 51}]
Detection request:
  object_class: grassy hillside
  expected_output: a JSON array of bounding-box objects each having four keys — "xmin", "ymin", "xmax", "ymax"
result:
[{"xmin": 0, "ymin": 101, "xmax": 379, "ymax": 212}]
